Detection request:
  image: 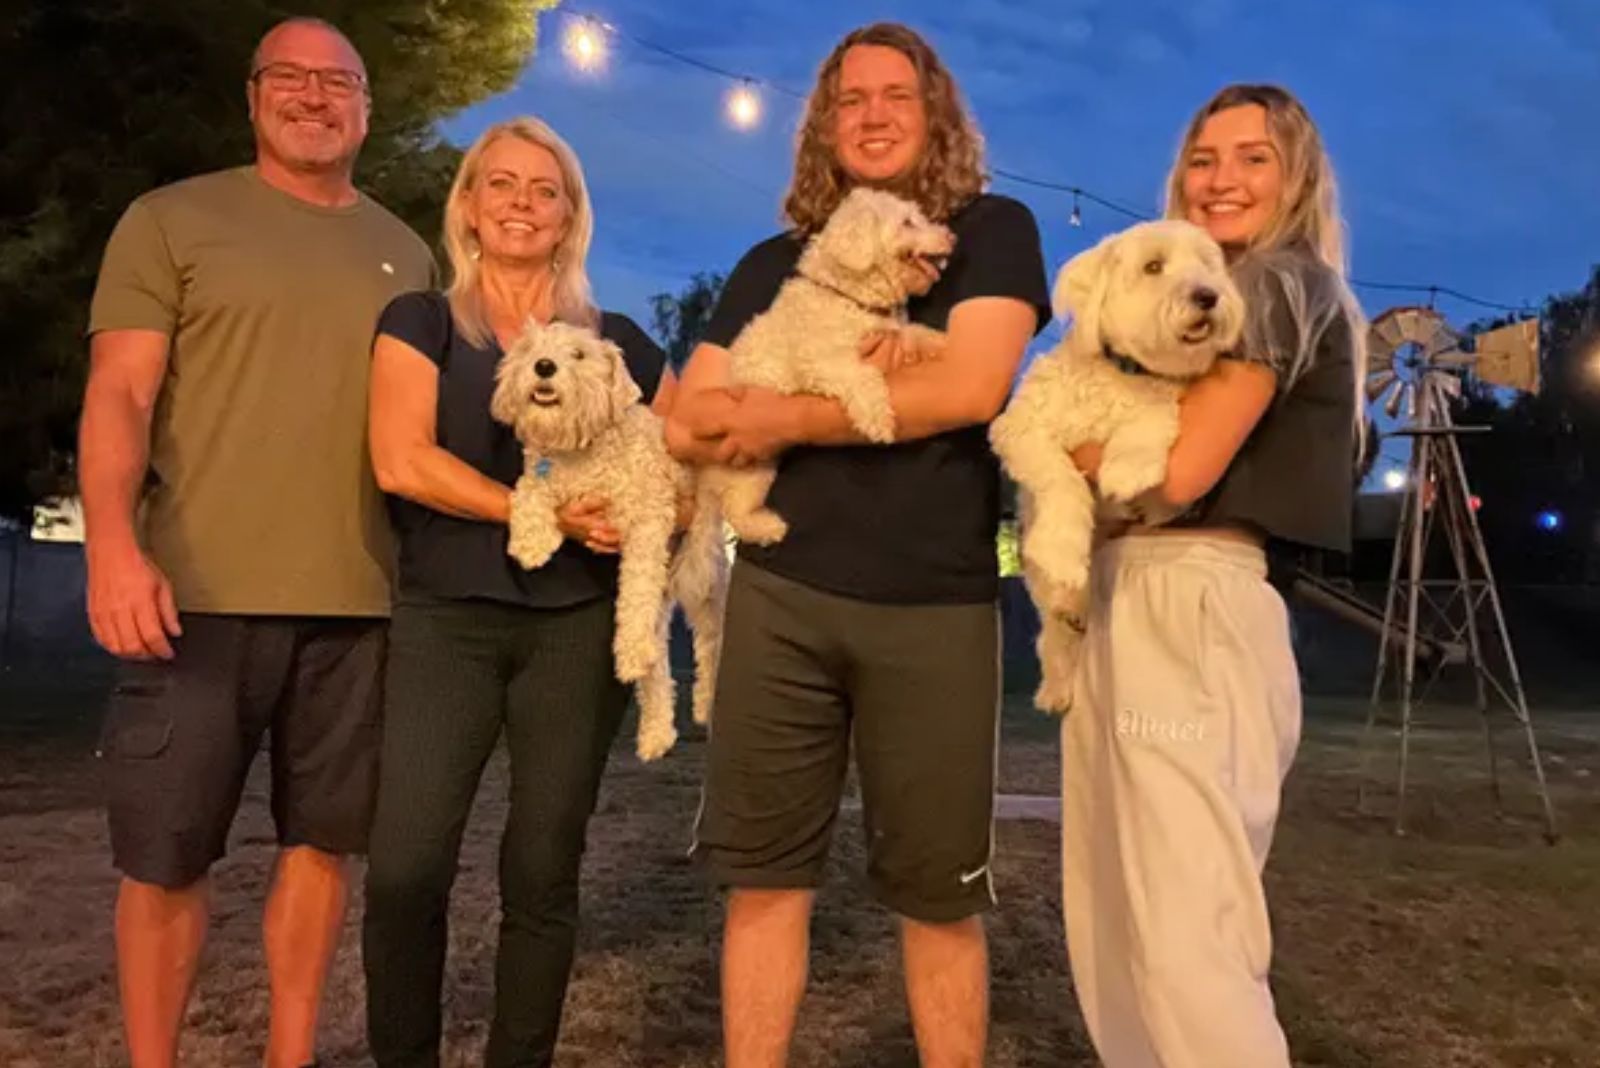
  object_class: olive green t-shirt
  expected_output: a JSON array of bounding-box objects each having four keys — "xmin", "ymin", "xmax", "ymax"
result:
[{"xmin": 88, "ymin": 166, "xmax": 435, "ymax": 616}]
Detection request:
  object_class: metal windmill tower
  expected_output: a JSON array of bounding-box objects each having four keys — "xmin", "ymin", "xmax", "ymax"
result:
[{"xmin": 1357, "ymin": 307, "xmax": 1558, "ymax": 840}]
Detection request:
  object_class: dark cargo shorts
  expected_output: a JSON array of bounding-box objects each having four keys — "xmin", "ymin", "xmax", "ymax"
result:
[
  {"xmin": 98, "ymin": 613, "xmax": 386, "ymax": 889},
  {"xmin": 692, "ymin": 563, "xmax": 1000, "ymax": 923}
]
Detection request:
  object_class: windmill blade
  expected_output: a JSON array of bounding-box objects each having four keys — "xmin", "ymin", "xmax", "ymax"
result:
[
  {"xmin": 1366, "ymin": 368, "xmax": 1399, "ymax": 401},
  {"xmin": 1384, "ymin": 381, "xmax": 1409, "ymax": 420},
  {"xmin": 1475, "ymin": 317, "xmax": 1541, "ymax": 393}
]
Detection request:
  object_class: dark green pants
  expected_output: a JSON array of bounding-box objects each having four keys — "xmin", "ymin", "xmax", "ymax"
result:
[{"xmin": 362, "ymin": 596, "xmax": 628, "ymax": 1068}]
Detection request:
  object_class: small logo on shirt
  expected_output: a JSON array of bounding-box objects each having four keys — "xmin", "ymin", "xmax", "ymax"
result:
[
  {"xmin": 1116, "ymin": 710, "xmax": 1207, "ymax": 744},
  {"xmin": 381, "ymin": 262, "xmax": 395, "ymax": 275},
  {"xmin": 959, "ymin": 864, "xmax": 990, "ymax": 886}
]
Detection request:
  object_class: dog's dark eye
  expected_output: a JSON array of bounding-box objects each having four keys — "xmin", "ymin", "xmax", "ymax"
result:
[{"xmin": 1143, "ymin": 258, "xmax": 1165, "ymax": 275}]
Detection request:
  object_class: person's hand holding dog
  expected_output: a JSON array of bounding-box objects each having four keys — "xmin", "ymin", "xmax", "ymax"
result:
[{"xmin": 558, "ymin": 496, "xmax": 622, "ymax": 554}]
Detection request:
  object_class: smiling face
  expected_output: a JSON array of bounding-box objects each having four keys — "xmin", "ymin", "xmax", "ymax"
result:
[
  {"xmin": 247, "ymin": 20, "xmax": 369, "ymax": 175},
  {"xmin": 831, "ymin": 44, "xmax": 929, "ymax": 188},
  {"xmin": 1180, "ymin": 103, "xmax": 1285, "ymax": 253},
  {"xmin": 463, "ymin": 136, "xmax": 572, "ymax": 269}
]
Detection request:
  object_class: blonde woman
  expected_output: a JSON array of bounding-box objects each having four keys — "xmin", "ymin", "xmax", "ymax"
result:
[
  {"xmin": 360, "ymin": 117, "xmax": 672, "ymax": 1067},
  {"xmin": 1063, "ymin": 84, "xmax": 1365, "ymax": 1068},
  {"xmin": 667, "ymin": 22, "xmax": 1049, "ymax": 1067}
]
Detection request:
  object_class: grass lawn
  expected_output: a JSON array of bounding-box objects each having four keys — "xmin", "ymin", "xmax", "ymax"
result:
[{"xmin": 1, "ymin": 660, "xmax": 1596, "ymax": 1066}]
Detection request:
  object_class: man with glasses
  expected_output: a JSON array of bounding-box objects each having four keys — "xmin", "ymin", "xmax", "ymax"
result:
[{"xmin": 81, "ymin": 17, "xmax": 433, "ymax": 1067}]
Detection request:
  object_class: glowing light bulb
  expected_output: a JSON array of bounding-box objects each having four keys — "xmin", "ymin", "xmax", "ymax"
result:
[
  {"xmin": 564, "ymin": 18, "xmax": 607, "ymax": 72},
  {"xmin": 727, "ymin": 82, "xmax": 762, "ymax": 130}
]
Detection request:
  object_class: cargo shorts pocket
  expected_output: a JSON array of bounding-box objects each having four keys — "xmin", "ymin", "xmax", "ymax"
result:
[{"xmin": 99, "ymin": 666, "xmax": 176, "ymax": 760}]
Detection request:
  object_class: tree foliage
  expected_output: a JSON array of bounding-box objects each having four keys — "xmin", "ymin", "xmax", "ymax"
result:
[
  {"xmin": 0, "ymin": 0, "xmax": 556, "ymax": 521},
  {"xmin": 1453, "ymin": 266, "xmax": 1600, "ymax": 580},
  {"xmin": 649, "ymin": 272, "xmax": 727, "ymax": 372}
]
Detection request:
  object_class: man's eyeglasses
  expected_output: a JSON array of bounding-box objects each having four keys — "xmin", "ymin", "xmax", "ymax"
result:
[{"xmin": 251, "ymin": 62, "xmax": 368, "ymax": 98}]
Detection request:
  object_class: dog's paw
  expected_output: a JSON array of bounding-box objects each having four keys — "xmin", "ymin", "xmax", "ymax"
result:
[
  {"xmin": 509, "ymin": 532, "xmax": 561, "ymax": 570},
  {"xmin": 851, "ymin": 407, "xmax": 897, "ymax": 444},
  {"xmin": 1096, "ymin": 454, "xmax": 1166, "ymax": 503},
  {"xmin": 636, "ymin": 723, "xmax": 678, "ymax": 762},
  {"xmin": 732, "ymin": 509, "xmax": 788, "ymax": 546},
  {"xmin": 1035, "ymin": 674, "xmax": 1074, "ymax": 715}
]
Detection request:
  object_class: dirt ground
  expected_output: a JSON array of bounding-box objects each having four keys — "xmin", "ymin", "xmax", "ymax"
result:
[{"xmin": 1, "ymin": 659, "xmax": 1596, "ymax": 1067}]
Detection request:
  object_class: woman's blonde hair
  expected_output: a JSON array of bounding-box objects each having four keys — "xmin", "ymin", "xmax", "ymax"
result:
[
  {"xmin": 784, "ymin": 22, "xmax": 986, "ymax": 234},
  {"xmin": 1167, "ymin": 84, "xmax": 1368, "ymax": 457},
  {"xmin": 443, "ymin": 117, "xmax": 598, "ymax": 346}
]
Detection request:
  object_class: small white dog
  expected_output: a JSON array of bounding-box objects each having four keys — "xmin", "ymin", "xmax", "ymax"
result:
[
  {"xmin": 491, "ymin": 320, "xmax": 728, "ymax": 760},
  {"xmin": 704, "ymin": 187, "xmax": 955, "ymax": 544},
  {"xmin": 990, "ymin": 220, "xmax": 1244, "ymax": 712}
]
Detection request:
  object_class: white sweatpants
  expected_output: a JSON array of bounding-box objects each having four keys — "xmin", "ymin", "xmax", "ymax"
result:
[{"xmin": 1061, "ymin": 534, "xmax": 1301, "ymax": 1068}]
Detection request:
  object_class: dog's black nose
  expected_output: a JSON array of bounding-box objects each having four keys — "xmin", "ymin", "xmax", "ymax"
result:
[
  {"xmin": 534, "ymin": 358, "xmax": 557, "ymax": 379},
  {"xmin": 1191, "ymin": 286, "xmax": 1219, "ymax": 311}
]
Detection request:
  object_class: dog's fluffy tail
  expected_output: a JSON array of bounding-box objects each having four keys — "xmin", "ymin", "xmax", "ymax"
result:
[{"xmin": 670, "ymin": 486, "xmax": 730, "ymax": 726}]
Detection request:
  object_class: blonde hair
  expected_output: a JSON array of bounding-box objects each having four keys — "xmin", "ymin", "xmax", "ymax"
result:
[
  {"xmin": 1167, "ymin": 84, "xmax": 1368, "ymax": 457},
  {"xmin": 784, "ymin": 22, "xmax": 986, "ymax": 234},
  {"xmin": 443, "ymin": 117, "xmax": 598, "ymax": 347}
]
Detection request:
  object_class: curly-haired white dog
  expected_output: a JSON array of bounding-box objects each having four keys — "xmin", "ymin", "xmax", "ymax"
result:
[
  {"xmin": 491, "ymin": 321, "xmax": 728, "ymax": 760},
  {"xmin": 991, "ymin": 220, "xmax": 1243, "ymax": 712},
  {"xmin": 705, "ymin": 187, "xmax": 955, "ymax": 544}
]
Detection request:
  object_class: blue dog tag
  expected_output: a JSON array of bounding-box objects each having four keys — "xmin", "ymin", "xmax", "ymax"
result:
[{"xmin": 534, "ymin": 457, "xmax": 553, "ymax": 479}]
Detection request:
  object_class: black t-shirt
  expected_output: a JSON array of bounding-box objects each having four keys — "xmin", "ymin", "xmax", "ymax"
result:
[
  {"xmin": 1179, "ymin": 246, "xmax": 1358, "ymax": 555},
  {"xmin": 702, "ymin": 194, "xmax": 1050, "ymax": 604},
  {"xmin": 376, "ymin": 291, "xmax": 666, "ymax": 608}
]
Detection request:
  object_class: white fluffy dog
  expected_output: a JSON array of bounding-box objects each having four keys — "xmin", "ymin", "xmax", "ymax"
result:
[
  {"xmin": 704, "ymin": 187, "xmax": 954, "ymax": 544},
  {"xmin": 491, "ymin": 321, "xmax": 728, "ymax": 760},
  {"xmin": 990, "ymin": 220, "xmax": 1244, "ymax": 712}
]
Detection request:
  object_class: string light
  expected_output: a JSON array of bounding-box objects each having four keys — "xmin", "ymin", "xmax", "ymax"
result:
[
  {"xmin": 544, "ymin": 8, "xmax": 1537, "ymax": 309},
  {"xmin": 726, "ymin": 81, "xmax": 762, "ymax": 130},
  {"xmin": 563, "ymin": 16, "xmax": 608, "ymax": 73}
]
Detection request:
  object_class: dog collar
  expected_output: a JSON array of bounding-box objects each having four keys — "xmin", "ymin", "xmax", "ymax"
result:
[
  {"xmin": 1103, "ymin": 345, "xmax": 1194, "ymax": 384},
  {"xmin": 795, "ymin": 271, "xmax": 903, "ymax": 318},
  {"xmin": 533, "ymin": 457, "xmax": 553, "ymax": 479}
]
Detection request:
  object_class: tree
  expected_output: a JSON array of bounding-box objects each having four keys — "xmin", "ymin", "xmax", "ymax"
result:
[
  {"xmin": 0, "ymin": 0, "xmax": 557, "ymax": 522},
  {"xmin": 1453, "ymin": 266, "xmax": 1600, "ymax": 581},
  {"xmin": 649, "ymin": 272, "xmax": 727, "ymax": 371}
]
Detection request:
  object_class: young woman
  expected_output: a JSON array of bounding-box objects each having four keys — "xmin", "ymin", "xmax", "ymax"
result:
[
  {"xmin": 360, "ymin": 117, "xmax": 672, "ymax": 1068},
  {"xmin": 1062, "ymin": 84, "xmax": 1365, "ymax": 1068}
]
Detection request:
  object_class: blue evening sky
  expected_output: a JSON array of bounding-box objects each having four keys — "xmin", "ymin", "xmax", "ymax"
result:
[{"xmin": 443, "ymin": 0, "xmax": 1598, "ymax": 342}]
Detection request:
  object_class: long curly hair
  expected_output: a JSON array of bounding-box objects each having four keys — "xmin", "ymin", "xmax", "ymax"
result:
[{"xmin": 783, "ymin": 23, "xmax": 986, "ymax": 234}]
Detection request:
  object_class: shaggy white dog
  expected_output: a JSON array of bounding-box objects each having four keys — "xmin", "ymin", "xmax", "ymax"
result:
[
  {"xmin": 491, "ymin": 321, "xmax": 728, "ymax": 760},
  {"xmin": 990, "ymin": 220, "xmax": 1244, "ymax": 712},
  {"xmin": 704, "ymin": 187, "xmax": 955, "ymax": 544}
]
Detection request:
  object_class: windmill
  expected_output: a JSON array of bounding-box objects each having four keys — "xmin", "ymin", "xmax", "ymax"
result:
[{"xmin": 1357, "ymin": 305, "xmax": 1557, "ymax": 840}]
